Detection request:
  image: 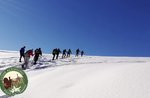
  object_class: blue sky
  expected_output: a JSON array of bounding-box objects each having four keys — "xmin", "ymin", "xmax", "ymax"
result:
[{"xmin": 0, "ymin": 0, "xmax": 150, "ymax": 56}]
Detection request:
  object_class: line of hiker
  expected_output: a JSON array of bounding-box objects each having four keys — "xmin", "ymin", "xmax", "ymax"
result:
[
  {"xmin": 19, "ymin": 46, "xmax": 84, "ymax": 69},
  {"xmin": 52, "ymin": 48, "xmax": 72, "ymax": 60},
  {"xmin": 19, "ymin": 46, "xmax": 42, "ymax": 69},
  {"xmin": 52, "ymin": 48, "xmax": 84, "ymax": 60},
  {"xmin": 76, "ymin": 48, "xmax": 84, "ymax": 57},
  {"xmin": 52, "ymin": 48, "xmax": 61, "ymax": 60}
]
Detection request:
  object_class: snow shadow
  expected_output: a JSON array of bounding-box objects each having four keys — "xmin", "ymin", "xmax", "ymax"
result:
[{"xmin": 0, "ymin": 95, "xmax": 9, "ymax": 98}]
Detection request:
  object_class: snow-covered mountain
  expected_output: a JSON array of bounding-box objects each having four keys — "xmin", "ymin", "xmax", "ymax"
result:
[{"xmin": 0, "ymin": 50, "xmax": 150, "ymax": 98}]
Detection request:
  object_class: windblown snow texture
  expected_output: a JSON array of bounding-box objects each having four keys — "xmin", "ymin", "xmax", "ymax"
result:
[{"xmin": 0, "ymin": 50, "xmax": 150, "ymax": 98}]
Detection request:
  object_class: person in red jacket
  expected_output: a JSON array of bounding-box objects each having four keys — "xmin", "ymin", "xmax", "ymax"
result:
[{"xmin": 22, "ymin": 49, "xmax": 33, "ymax": 69}]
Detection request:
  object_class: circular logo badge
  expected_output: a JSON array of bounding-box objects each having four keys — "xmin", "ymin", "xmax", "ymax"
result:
[{"xmin": 0, "ymin": 67, "xmax": 28, "ymax": 96}]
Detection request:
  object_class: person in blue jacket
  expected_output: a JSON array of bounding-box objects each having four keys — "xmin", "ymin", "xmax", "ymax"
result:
[{"xmin": 19, "ymin": 46, "xmax": 26, "ymax": 62}]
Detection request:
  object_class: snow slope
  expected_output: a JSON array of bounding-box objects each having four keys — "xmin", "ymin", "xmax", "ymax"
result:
[{"xmin": 0, "ymin": 50, "xmax": 150, "ymax": 98}]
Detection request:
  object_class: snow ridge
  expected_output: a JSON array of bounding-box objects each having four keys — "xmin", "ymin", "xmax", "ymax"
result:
[{"xmin": 0, "ymin": 51, "xmax": 150, "ymax": 98}]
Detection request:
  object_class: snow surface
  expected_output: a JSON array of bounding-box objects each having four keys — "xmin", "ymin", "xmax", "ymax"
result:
[{"xmin": 0, "ymin": 50, "xmax": 150, "ymax": 98}]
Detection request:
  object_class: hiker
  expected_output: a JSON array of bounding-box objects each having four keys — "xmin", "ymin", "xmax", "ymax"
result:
[
  {"xmin": 56, "ymin": 48, "xmax": 61, "ymax": 59},
  {"xmin": 38, "ymin": 48, "xmax": 42, "ymax": 56},
  {"xmin": 52, "ymin": 48, "xmax": 57, "ymax": 60},
  {"xmin": 33, "ymin": 48, "xmax": 40, "ymax": 64},
  {"xmin": 76, "ymin": 48, "xmax": 80, "ymax": 57},
  {"xmin": 62, "ymin": 49, "xmax": 67, "ymax": 59},
  {"xmin": 22, "ymin": 49, "xmax": 33, "ymax": 69},
  {"xmin": 81, "ymin": 51, "xmax": 84, "ymax": 57},
  {"xmin": 19, "ymin": 46, "xmax": 26, "ymax": 62},
  {"xmin": 67, "ymin": 49, "xmax": 72, "ymax": 57}
]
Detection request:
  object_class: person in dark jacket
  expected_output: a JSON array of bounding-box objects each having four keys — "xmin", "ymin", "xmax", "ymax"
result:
[
  {"xmin": 56, "ymin": 48, "xmax": 61, "ymax": 59},
  {"xmin": 19, "ymin": 46, "xmax": 26, "ymax": 62},
  {"xmin": 52, "ymin": 48, "xmax": 57, "ymax": 60},
  {"xmin": 62, "ymin": 49, "xmax": 67, "ymax": 59},
  {"xmin": 33, "ymin": 48, "xmax": 40, "ymax": 64},
  {"xmin": 81, "ymin": 51, "xmax": 84, "ymax": 57},
  {"xmin": 38, "ymin": 48, "xmax": 42, "ymax": 56},
  {"xmin": 76, "ymin": 48, "xmax": 80, "ymax": 57},
  {"xmin": 67, "ymin": 49, "xmax": 72, "ymax": 57}
]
